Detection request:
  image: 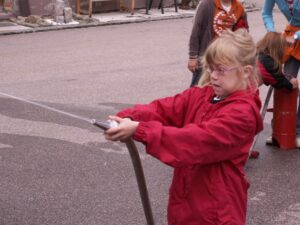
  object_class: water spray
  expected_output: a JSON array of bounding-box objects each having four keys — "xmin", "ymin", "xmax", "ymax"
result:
[{"xmin": 0, "ymin": 91, "xmax": 155, "ymax": 225}]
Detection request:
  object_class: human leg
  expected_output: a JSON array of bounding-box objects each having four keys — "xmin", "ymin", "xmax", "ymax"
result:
[
  {"xmin": 284, "ymin": 57, "xmax": 300, "ymax": 145},
  {"xmin": 284, "ymin": 56, "xmax": 300, "ymax": 78},
  {"xmin": 190, "ymin": 67, "xmax": 203, "ymax": 87}
]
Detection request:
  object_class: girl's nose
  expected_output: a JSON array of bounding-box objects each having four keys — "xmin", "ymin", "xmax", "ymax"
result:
[{"xmin": 210, "ymin": 71, "xmax": 219, "ymax": 80}]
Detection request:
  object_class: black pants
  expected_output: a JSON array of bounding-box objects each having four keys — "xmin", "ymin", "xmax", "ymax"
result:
[
  {"xmin": 190, "ymin": 67, "xmax": 203, "ymax": 87},
  {"xmin": 284, "ymin": 56, "xmax": 300, "ymax": 136}
]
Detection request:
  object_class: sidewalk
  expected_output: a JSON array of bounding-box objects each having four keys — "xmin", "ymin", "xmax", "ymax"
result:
[{"xmin": 0, "ymin": 5, "xmax": 260, "ymax": 35}]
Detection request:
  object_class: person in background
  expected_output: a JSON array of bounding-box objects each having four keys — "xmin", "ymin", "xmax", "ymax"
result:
[
  {"xmin": 256, "ymin": 32, "xmax": 298, "ymax": 145},
  {"xmin": 104, "ymin": 29, "xmax": 263, "ymax": 225},
  {"xmin": 257, "ymin": 32, "xmax": 298, "ymax": 90},
  {"xmin": 262, "ymin": 0, "xmax": 300, "ymax": 145},
  {"xmin": 187, "ymin": 0, "xmax": 248, "ymax": 87}
]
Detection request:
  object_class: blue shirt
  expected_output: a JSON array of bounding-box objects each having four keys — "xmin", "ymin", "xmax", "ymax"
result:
[{"xmin": 262, "ymin": 0, "xmax": 300, "ymax": 39}]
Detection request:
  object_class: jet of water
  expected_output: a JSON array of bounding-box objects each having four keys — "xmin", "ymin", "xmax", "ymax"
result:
[{"xmin": 0, "ymin": 91, "xmax": 94, "ymax": 124}]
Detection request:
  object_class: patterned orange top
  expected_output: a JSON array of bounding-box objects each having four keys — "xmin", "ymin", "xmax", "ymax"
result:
[
  {"xmin": 283, "ymin": 24, "xmax": 300, "ymax": 62},
  {"xmin": 213, "ymin": 0, "xmax": 245, "ymax": 37}
]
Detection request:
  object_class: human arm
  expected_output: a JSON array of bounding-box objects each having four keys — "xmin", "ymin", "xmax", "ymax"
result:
[
  {"xmin": 258, "ymin": 54, "xmax": 295, "ymax": 90},
  {"xmin": 104, "ymin": 116, "xmax": 139, "ymax": 141},
  {"xmin": 289, "ymin": 78, "xmax": 298, "ymax": 89},
  {"xmin": 188, "ymin": 0, "xmax": 213, "ymax": 60},
  {"xmin": 133, "ymin": 103, "xmax": 262, "ymax": 168},
  {"xmin": 286, "ymin": 32, "xmax": 300, "ymax": 44},
  {"xmin": 187, "ymin": 58, "xmax": 199, "ymax": 72},
  {"xmin": 262, "ymin": 0, "xmax": 276, "ymax": 32},
  {"xmin": 116, "ymin": 89, "xmax": 197, "ymax": 128}
]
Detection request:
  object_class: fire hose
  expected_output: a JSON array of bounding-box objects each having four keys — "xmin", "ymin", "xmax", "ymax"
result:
[{"xmin": 93, "ymin": 120, "xmax": 155, "ymax": 225}]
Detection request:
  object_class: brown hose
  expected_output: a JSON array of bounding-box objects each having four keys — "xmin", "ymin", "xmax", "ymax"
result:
[
  {"xmin": 125, "ymin": 139, "xmax": 155, "ymax": 225},
  {"xmin": 93, "ymin": 121, "xmax": 155, "ymax": 225}
]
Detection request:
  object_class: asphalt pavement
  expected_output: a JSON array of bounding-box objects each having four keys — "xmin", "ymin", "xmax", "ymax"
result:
[{"xmin": 0, "ymin": 2, "xmax": 299, "ymax": 225}]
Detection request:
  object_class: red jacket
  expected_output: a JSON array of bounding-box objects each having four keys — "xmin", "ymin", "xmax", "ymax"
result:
[
  {"xmin": 117, "ymin": 86, "xmax": 263, "ymax": 225},
  {"xmin": 257, "ymin": 53, "xmax": 293, "ymax": 90}
]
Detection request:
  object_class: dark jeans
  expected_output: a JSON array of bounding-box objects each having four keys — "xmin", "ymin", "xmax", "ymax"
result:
[
  {"xmin": 190, "ymin": 67, "xmax": 203, "ymax": 87},
  {"xmin": 284, "ymin": 56, "xmax": 300, "ymax": 136}
]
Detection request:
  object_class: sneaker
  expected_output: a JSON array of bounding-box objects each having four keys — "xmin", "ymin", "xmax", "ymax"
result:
[
  {"xmin": 266, "ymin": 136, "xmax": 273, "ymax": 145},
  {"xmin": 249, "ymin": 151, "xmax": 260, "ymax": 159},
  {"xmin": 296, "ymin": 137, "xmax": 300, "ymax": 148}
]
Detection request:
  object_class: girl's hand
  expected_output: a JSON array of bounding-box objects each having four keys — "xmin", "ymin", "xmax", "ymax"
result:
[
  {"xmin": 290, "ymin": 78, "xmax": 298, "ymax": 89},
  {"xmin": 187, "ymin": 59, "xmax": 198, "ymax": 72},
  {"xmin": 104, "ymin": 116, "xmax": 139, "ymax": 142},
  {"xmin": 286, "ymin": 36, "xmax": 295, "ymax": 45}
]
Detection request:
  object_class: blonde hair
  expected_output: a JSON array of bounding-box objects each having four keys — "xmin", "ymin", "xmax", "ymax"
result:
[
  {"xmin": 257, "ymin": 32, "xmax": 286, "ymax": 73},
  {"xmin": 199, "ymin": 29, "xmax": 258, "ymax": 92}
]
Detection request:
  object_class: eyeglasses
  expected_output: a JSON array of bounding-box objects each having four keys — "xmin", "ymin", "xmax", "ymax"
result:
[{"xmin": 206, "ymin": 66, "xmax": 239, "ymax": 76}]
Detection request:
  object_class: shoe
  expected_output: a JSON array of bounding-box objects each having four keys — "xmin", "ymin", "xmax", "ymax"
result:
[
  {"xmin": 296, "ymin": 137, "xmax": 300, "ymax": 148},
  {"xmin": 265, "ymin": 136, "xmax": 273, "ymax": 145},
  {"xmin": 249, "ymin": 151, "xmax": 259, "ymax": 159}
]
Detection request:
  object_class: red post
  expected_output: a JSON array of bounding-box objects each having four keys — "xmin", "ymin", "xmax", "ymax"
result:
[{"xmin": 272, "ymin": 88, "xmax": 298, "ymax": 150}]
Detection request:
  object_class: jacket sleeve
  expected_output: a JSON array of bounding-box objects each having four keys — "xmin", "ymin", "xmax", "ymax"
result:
[
  {"xmin": 134, "ymin": 103, "xmax": 259, "ymax": 168},
  {"xmin": 233, "ymin": 11, "xmax": 249, "ymax": 31},
  {"xmin": 257, "ymin": 61, "xmax": 277, "ymax": 86},
  {"xmin": 258, "ymin": 54, "xmax": 293, "ymax": 90},
  {"xmin": 262, "ymin": 0, "xmax": 276, "ymax": 32},
  {"xmin": 117, "ymin": 89, "xmax": 191, "ymax": 127},
  {"xmin": 188, "ymin": 0, "xmax": 212, "ymax": 58}
]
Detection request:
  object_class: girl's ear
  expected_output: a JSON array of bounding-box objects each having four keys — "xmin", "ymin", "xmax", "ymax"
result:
[{"xmin": 242, "ymin": 65, "xmax": 253, "ymax": 79}]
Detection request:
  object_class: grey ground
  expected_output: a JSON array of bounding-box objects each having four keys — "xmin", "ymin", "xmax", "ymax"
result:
[{"xmin": 0, "ymin": 3, "xmax": 299, "ymax": 225}]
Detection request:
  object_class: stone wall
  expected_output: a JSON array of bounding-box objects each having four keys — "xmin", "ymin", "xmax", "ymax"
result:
[
  {"xmin": 16, "ymin": 0, "xmax": 174, "ymax": 16},
  {"xmin": 27, "ymin": 0, "xmax": 69, "ymax": 15}
]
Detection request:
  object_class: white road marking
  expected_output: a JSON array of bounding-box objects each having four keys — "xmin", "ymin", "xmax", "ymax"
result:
[
  {"xmin": 0, "ymin": 143, "xmax": 13, "ymax": 149},
  {"xmin": 274, "ymin": 203, "xmax": 300, "ymax": 225},
  {"xmin": 0, "ymin": 115, "xmax": 128, "ymax": 155},
  {"xmin": 250, "ymin": 191, "xmax": 266, "ymax": 201}
]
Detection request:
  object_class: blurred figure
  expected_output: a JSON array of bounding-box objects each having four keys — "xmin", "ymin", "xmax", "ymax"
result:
[
  {"xmin": 187, "ymin": 0, "xmax": 248, "ymax": 87},
  {"xmin": 262, "ymin": 0, "xmax": 300, "ymax": 145}
]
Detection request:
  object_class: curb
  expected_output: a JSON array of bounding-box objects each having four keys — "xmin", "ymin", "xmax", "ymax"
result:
[
  {"xmin": 0, "ymin": 7, "xmax": 260, "ymax": 36},
  {"xmin": 0, "ymin": 13, "xmax": 194, "ymax": 36}
]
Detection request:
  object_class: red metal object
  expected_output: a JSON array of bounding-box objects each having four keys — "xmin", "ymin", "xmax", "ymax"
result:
[
  {"xmin": 272, "ymin": 88, "xmax": 298, "ymax": 150},
  {"xmin": 249, "ymin": 86, "xmax": 273, "ymax": 158}
]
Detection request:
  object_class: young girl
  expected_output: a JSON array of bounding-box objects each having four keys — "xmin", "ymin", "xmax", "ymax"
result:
[
  {"xmin": 262, "ymin": 0, "xmax": 300, "ymax": 144},
  {"xmin": 105, "ymin": 29, "xmax": 263, "ymax": 225},
  {"xmin": 257, "ymin": 32, "xmax": 298, "ymax": 90},
  {"xmin": 257, "ymin": 32, "xmax": 298, "ymax": 145}
]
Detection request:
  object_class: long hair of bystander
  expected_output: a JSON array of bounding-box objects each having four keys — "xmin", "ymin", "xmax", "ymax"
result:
[{"xmin": 256, "ymin": 31, "xmax": 287, "ymax": 73}]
